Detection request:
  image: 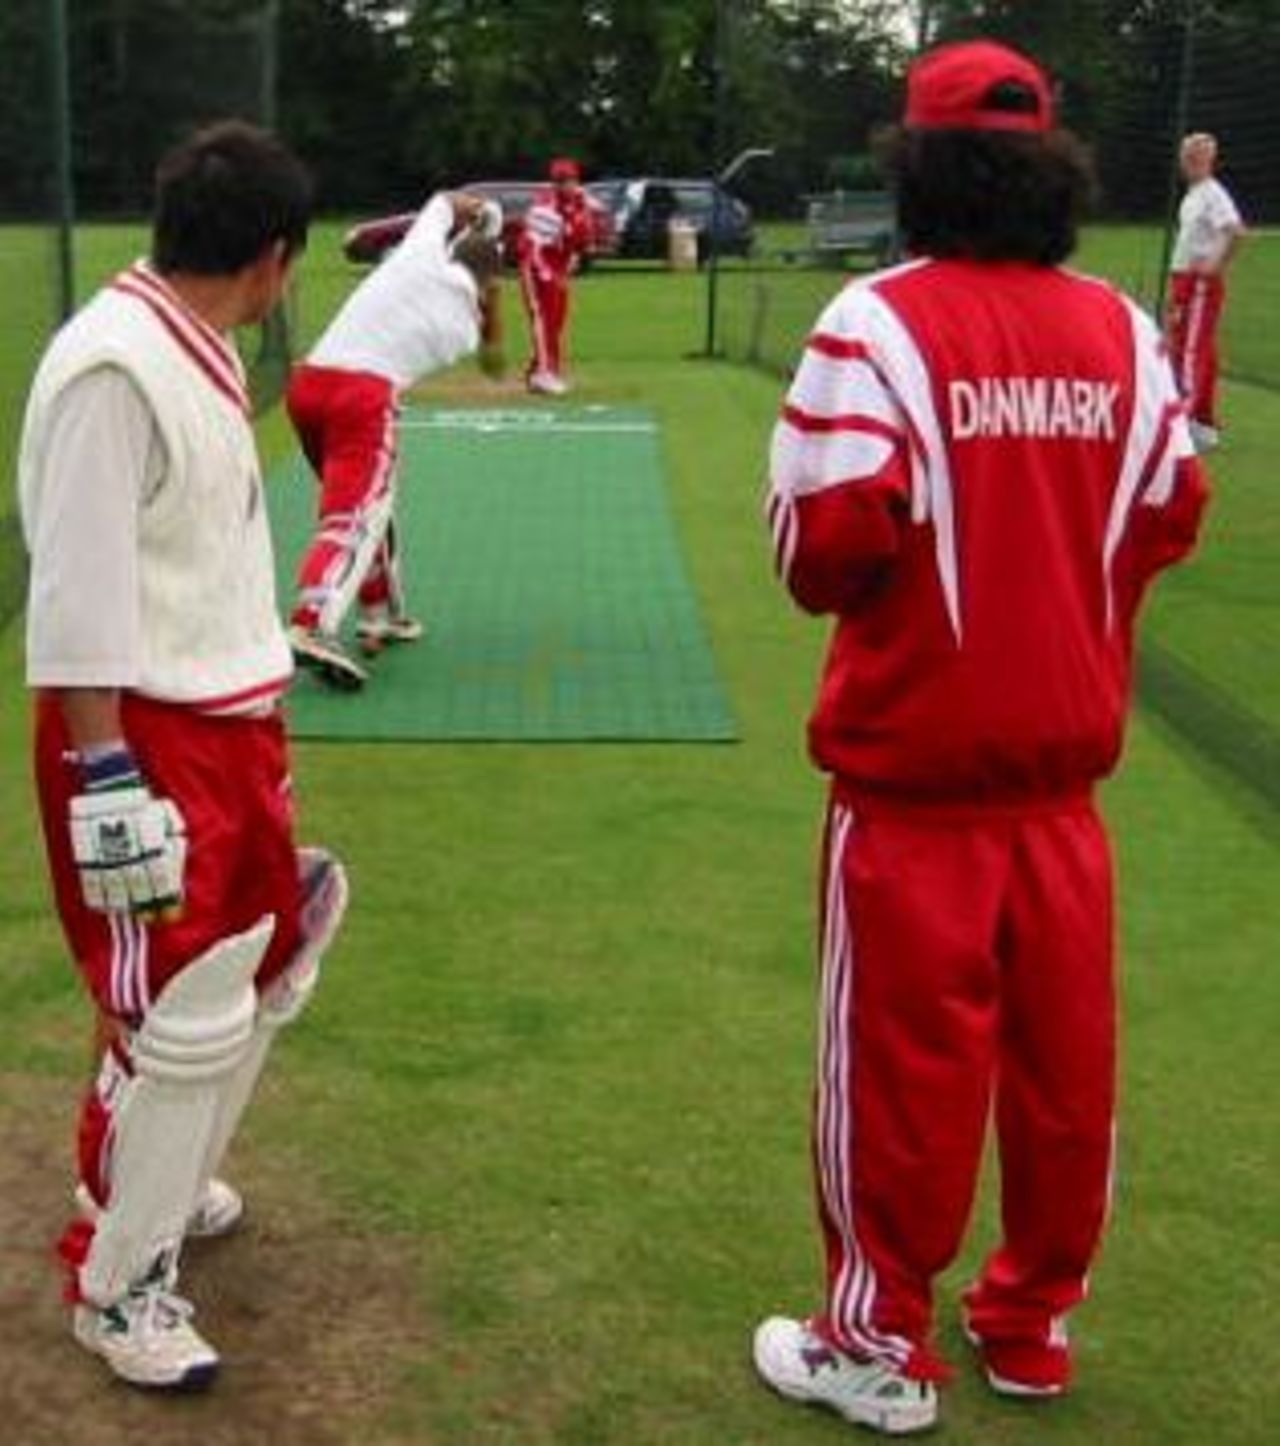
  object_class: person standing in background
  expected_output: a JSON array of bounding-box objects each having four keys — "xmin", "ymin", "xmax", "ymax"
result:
[
  {"xmin": 19, "ymin": 120, "xmax": 348, "ymax": 1391},
  {"xmin": 1166, "ymin": 131, "xmax": 1245, "ymax": 452},
  {"xmin": 751, "ymin": 40, "xmax": 1209, "ymax": 1435},
  {"xmin": 518, "ymin": 157, "xmax": 592, "ymax": 395}
]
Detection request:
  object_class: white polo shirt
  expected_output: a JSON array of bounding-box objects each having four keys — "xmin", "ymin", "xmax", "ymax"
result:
[{"xmin": 1171, "ymin": 176, "xmax": 1243, "ymax": 272}]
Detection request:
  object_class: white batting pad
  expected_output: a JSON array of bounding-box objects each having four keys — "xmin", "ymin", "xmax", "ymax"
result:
[
  {"xmin": 198, "ymin": 849, "xmax": 349, "ymax": 1193},
  {"xmin": 80, "ymin": 914, "xmax": 275, "ymax": 1306},
  {"xmin": 315, "ymin": 488, "xmax": 394, "ymax": 637}
]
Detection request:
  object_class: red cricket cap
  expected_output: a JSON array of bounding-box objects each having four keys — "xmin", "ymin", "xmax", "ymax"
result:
[
  {"xmin": 905, "ymin": 40, "xmax": 1053, "ymax": 134},
  {"xmin": 549, "ymin": 157, "xmax": 580, "ymax": 181}
]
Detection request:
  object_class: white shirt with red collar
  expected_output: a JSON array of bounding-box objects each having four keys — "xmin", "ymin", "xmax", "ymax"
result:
[{"xmin": 18, "ymin": 261, "xmax": 291, "ymax": 714}]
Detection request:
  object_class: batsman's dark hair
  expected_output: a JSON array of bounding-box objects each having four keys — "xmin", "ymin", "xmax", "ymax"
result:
[
  {"xmin": 875, "ymin": 125, "xmax": 1097, "ymax": 266},
  {"xmin": 152, "ymin": 119, "xmax": 313, "ymax": 276},
  {"xmin": 451, "ymin": 231, "xmax": 504, "ymax": 289}
]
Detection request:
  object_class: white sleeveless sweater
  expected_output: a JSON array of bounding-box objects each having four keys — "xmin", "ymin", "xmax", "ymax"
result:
[{"xmin": 19, "ymin": 264, "xmax": 291, "ymax": 711}]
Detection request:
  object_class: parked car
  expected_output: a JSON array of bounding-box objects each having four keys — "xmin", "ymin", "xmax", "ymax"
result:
[
  {"xmin": 587, "ymin": 177, "xmax": 755, "ymax": 262},
  {"xmin": 341, "ymin": 180, "xmax": 618, "ymax": 268}
]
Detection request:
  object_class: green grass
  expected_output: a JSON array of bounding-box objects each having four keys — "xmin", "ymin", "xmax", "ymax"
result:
[
  {"xmin": 722, "ymin": 221, "xmax": 1280, "ymax": 402},
  {"xmin": 1, "ymin": 221, "xmax": 1277, "ymax": 1443}
]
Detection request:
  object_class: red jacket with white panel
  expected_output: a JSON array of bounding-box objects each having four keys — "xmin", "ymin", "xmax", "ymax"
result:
[
  {"xmin": 517, "ymin": 186, "xmax": 592, "ymax": 282},
  {"xmin": 767, "ymin": 257, "xmax": 1209, "ymax": 809}
]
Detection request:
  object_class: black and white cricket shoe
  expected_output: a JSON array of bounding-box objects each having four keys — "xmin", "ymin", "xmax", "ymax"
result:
[
  {"xmin": 288, "ymin": 624, "xmax": 368, "ymax": 691},
  {"xmin": 73, "ymin": 1255, "xmax": 219, "ymax": 1392}
]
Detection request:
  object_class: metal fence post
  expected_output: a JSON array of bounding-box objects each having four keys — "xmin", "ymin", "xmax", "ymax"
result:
[{"xmin": 49, "ymin": 0, "xmax": 76, "ymax": 321}]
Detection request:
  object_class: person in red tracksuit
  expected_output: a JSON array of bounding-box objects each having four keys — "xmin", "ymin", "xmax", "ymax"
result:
[
  {"xmin": 751, "ymin": 41, "xmax": 1209, "ymax": 1436},
  {"xmin": 518, "ymin": 157, "xmax": 592, "ymax": 394}
]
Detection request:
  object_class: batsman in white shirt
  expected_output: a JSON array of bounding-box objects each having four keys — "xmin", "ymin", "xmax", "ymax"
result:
[
  {"xmin": 286, "ymin": 191, "xmax": 504, "ymax": 689},
  {"xmin": 19, "ymin": 121, "xmax": 348, "ymax": 1393}
]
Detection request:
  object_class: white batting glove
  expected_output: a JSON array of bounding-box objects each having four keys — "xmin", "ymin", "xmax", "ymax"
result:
[{"xmin": 68, "ymin": 746, "xmax": 187, "ymax": 917}]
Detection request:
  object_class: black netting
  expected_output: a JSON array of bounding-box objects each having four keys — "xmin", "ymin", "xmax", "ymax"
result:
[{"xmin": 712, "ymin": 6, "xmax": 1280, "ymax": 394}]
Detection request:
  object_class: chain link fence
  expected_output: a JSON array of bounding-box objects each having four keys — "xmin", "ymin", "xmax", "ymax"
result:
[{"xmin": 713, "ymin": 8, "xmax": 1280, "ymax": 392}]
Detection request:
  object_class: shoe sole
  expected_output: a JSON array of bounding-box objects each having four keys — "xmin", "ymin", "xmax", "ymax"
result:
[
  {"xmin": 73, "ymin": 1318, "xmax": 220, "ymax": 1392},
  {"xmin": 759, "ymin": 1377, "xmax": 937, "ymax": 1435}
]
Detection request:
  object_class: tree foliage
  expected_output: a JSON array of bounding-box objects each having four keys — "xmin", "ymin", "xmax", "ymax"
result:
[{"xmin": 1, "ymin": 0, "xmax": 1277, "ymax": 219}]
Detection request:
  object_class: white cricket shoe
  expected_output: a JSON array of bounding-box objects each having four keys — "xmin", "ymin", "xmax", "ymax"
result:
[
  {"xmin": 73, "ymin": 1264, "xmax": 219, "ymax": 1391},
  {"xmin": 527, "ymin": 370, "xmax": 569, "ymax": 396},
  {"xmin": 1189, "ymin": 420, "xmax": 1220, "ymax": 453},
  {"xmin": 752, "ymin": 1317, "xmax": 938, "ymax": 1435},
  {"xmin": 355, "ymin": 609, "xmax": 425, "ymax": 656},
  {"xmin": 288, "ymin": 624, "xmax": 368, "ymax": 691},
  {"xmin": 76, "ymin": 1177, "xmax": 244, "ymax": 1240}
]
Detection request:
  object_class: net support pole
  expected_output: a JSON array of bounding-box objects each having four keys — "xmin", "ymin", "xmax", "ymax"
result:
[
  {"xmin": 703, "ymin": 0, "xmax": 728, "ymax": 358},
  {"xmin": 1155, "ymin": 3, "xmax": 1198, "ymax": 319},
  {"xmin": 49, "ymin": 0, "xmax": 75, "ymax": 321},
  {"xmin": 260, "ymin": 0, "xmax": 280, "ymax": 128}
]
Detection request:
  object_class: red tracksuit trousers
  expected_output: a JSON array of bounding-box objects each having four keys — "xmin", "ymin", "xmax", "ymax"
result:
[
  {"xmin": 810, "ymin": 792, "xmax": 1115, "ymax": 1386},
  {"xmin": 286, "ymin": 364, "xmax": 403, "ymax": 632},
  {"xmin": 34, "ymin": 694, "xmax": 301, "ymax": 1245},
  {"xmin": 520, "ymin": 264, "xmax": 571, "ymax": 378},
  {"xmin": 1168, "ymin": 270, "xmax": 1226, "ymax": 428}
]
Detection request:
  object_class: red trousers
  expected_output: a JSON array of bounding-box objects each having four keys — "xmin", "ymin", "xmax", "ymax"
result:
[
  {"xmin": 810, "ymin": 792, "xmax": 1115, "ymax": 1385},
  {"xmin": 286, "ymin": 364, "xmax": 402, "ymax": 631},
  {"xmin": 34, "ymin": 693, "xmax": 302, "ymax": 1206},
  {"xmin": 519, "ymin": 263, "xmax": 572, "ymax": 378},
  {"xmin": 1167, "ymin": 270, "xmax": 1226, "ymax": 428}
]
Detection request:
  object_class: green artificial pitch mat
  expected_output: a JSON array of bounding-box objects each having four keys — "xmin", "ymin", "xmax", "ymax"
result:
[{"xmin": 268, "ymin": 405, "xmax": 738, "ymax": 742}]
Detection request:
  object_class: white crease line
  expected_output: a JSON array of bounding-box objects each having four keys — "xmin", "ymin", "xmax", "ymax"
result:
[{"xmin": 400, "ymin": 418, "xmax": 658, "ymax": 435}]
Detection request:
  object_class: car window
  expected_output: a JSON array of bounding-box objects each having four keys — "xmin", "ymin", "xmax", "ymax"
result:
[
  {"xmin": 588, "ymin": 181, "xmax": 625, "ymax": 209},
  {"xmin": 673, "ymin": 184, "xmax": 714, "ymax": 217}
]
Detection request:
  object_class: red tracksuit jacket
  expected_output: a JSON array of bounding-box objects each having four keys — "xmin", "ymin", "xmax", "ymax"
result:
[{"xmin": 767, "ymin": 256, "xmax": 1209, "ymax": 809}]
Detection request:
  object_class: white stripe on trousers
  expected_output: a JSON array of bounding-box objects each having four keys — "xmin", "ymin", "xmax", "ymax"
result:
[
  {"xmin": 817, "ymin": 802, "xmax": 914, "ymax": 1368},
  {"xmin": 314, "ymin": 404, "xmax": 398, "ymax": 634},
  {"xmin": 520, "ymin": 266, "xmax": 553, "ymax": 373},
  {"xmin": 108, "ymin": 911, "xmax": 151, "ymax": 1020},
  {"xmin": 1180, "ymin": 278, "xmax": 1208, "ymax": 405}
]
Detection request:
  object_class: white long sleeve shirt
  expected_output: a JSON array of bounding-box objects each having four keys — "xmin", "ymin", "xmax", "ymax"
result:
[{"xmin": 308, "ymin": 192, "xmax": 481, "ymax": 388}]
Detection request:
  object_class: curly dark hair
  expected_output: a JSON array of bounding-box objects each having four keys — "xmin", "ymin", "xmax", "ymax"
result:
[
  {"xmin": 876, "ymin": 125, "xmax": 1097, "ymax": 266},
  {"xmin": 153, "ymin": 119, "xmax": 313, "ymax": 276}
]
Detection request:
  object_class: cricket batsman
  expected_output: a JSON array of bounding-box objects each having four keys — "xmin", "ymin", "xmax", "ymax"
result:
[
  {"xmin": 286, "ymin": 191, "xmax": 504, "ymax": 689},
  {"xmin": 751, "ymin": 40, "xmax": 1210, "ymax": 1435},
  {"xmin": 20, "ymin": 122, "xmax": 347, "ymax": 1391}
]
